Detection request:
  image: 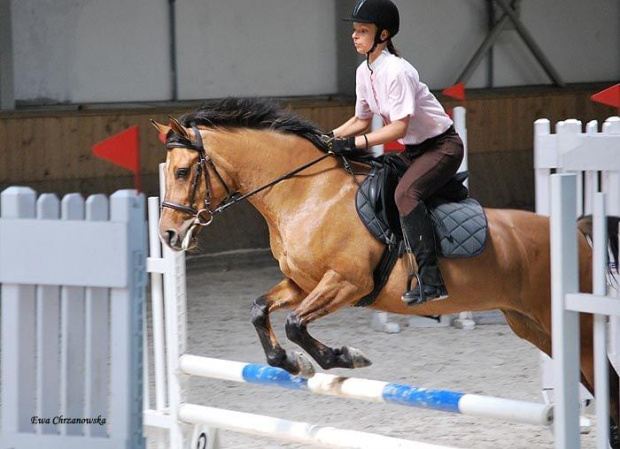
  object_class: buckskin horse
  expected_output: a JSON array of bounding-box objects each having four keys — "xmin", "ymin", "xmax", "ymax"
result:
[{"xmin": 152, "ymin": 97, "xmax": 619, "ymax": 444}]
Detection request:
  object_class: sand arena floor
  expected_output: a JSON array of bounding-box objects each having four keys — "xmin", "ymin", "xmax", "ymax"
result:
[{"xmin": 146, "ymin": 256, "xmax": 598, "ymax": 449}]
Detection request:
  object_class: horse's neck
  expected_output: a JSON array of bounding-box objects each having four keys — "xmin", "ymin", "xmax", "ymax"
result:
[{"xmin": 211, "ymin": 129, "xmax": 341, "ymax": 223}]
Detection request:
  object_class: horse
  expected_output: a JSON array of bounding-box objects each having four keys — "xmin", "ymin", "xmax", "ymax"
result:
[{"xmin": 152, "ymin": 97, "xmax": 619, "ymax": 443}]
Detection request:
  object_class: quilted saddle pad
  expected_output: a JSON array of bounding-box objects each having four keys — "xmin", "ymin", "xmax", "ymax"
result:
[{"xmin": 427, "ymin": 197, "xmax": 488, "ymax": 258}]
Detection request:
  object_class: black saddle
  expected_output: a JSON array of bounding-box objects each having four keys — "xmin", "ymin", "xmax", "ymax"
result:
[{"xmin": 353, "ymin": 152, "xmax": 489, "ymax": 306}]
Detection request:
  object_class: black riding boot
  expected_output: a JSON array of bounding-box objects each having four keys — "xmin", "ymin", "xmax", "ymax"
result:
[{"xmin": 400, "ymin": 202, "xmax": 448, "ymax": 306}]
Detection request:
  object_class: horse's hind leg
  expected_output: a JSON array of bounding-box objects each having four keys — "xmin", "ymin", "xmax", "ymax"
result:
[
  {"xmin": 285, "ymin": 269, "xmax": 372, "ymax": 371},
  {"xmin": 251, "ymin": 278, "xmax": 314, "ymax": 377}
]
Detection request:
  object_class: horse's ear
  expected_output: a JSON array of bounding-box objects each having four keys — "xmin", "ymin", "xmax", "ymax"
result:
[
  {"xmin": 169, "ymin": 116, "xmax": 189, "ymax": 138},
  {"xmin": 151, "ymin": 119, "xmax": 171, "ymax": 136}
]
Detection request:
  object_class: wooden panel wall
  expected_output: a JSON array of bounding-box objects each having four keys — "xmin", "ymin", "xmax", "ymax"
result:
[
  {"xmin": 441, "ymin": 85, "xmax": 616, "ymax": 154},
  {"xmin": 0, "ymin": 101, "xmax": 352, "ymax": 195},
  {"xmin": 0, "ymin": 83, "xmax": 616, "ymax": 202}
]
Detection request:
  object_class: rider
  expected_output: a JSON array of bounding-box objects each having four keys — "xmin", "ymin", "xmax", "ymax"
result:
[{"xmin": 330, "ymin": 0, "xmax": 464, "ymax": 306}]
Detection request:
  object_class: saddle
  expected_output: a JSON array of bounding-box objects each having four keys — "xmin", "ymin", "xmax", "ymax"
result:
[{"xmin": 353, "ymin": 152, "xmax": 489, "ymax": 306}]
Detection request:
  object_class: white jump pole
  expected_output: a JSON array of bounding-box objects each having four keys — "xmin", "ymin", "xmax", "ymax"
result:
[{"xmin": 178, "ymin": 404, "xmax": 456, "ymax": 449}]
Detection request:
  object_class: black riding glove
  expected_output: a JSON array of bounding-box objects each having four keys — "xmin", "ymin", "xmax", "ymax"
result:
[{"xmin": 329, "ymin": 136, "xmax": 356, "ymax": 156}]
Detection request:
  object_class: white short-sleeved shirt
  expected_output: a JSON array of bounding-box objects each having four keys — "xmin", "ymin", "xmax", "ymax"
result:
[{"xmin": 355, "ymin": 50, "xmax": 453, "ymax": 145}]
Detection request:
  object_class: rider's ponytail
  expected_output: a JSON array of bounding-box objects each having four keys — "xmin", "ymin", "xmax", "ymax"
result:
[{"xmin": 387, "ymin": 40, "xmax": 400, "ymax": 57}]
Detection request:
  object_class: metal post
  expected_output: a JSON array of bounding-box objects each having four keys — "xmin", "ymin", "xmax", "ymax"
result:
[
  {"xmin": 168, "ymin": 0, "xmax": 178, "ymax": 101},
  {"xmin": 486, "ymin": 0, "xmax": 495, "ymax": 87},
  {"xmin": 0, "ymin": 0, "xmax": 15, "ymax": 110}
]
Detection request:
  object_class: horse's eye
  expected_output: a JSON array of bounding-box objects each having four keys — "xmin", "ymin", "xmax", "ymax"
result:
[{"xmin": 176, "ymin": 168, "xmax": 190, "ymax": 179}]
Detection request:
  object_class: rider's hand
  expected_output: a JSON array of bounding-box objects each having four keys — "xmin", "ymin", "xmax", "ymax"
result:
[{"xmin": 329, "ymin": 137, "xmax": 356, "ymax": 155}]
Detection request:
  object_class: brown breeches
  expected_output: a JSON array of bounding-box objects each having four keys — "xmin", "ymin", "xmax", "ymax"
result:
[{"xmin": 394, "ymin": 126, "xmax": 464, "ymax": 217}]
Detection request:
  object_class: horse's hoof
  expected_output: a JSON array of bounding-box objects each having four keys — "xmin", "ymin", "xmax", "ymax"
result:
[
  {"xmin": 342, "ymin": 346, "xmax": 372, "ymax": 368},
  {"xmin": 289, "ymin": 350, "xmax": 316, "ymax": 378}
]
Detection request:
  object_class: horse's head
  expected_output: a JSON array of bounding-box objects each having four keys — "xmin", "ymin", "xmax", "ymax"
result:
[{"xmin": 151, "ymin": 118, "xmax": 235, "ymax": 252}]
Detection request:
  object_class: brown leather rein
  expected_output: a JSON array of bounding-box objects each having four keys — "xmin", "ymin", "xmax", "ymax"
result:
[{"xmin": 162, "ymin": 125, "xmax": 332, "ymax": 227}]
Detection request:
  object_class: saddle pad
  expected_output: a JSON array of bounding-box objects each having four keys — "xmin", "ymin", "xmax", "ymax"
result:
[{"xmin": 428, "ymin": 198, "xmax": 488, "ymax": 258}]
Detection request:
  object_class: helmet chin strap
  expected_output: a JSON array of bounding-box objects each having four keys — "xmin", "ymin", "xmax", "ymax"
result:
[{"xmin": 366, "ymin": 27, "xmax": 388, "ymax": 73}]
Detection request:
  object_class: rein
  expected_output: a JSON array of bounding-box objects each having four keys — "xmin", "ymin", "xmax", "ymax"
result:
[{"xmin": 162, "ymin": 126, "xmax": 332, "ymax": 227}]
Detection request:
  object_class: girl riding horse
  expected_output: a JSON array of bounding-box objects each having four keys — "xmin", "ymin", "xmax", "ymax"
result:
[{"xmin": 330, "ymin": 0, "xmax": 464, "ymax": 306}]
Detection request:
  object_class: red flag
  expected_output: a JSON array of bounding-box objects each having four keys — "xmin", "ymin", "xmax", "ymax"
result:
[
  {"xmin": 384, "ymin": 141, "xmax": 405, "ymax": 152},
  {"xmin": 442, "ymin": 82, "xmax": 466, "ymax": 101},
  {"xmin": 591, "ymin": 84, "xmax": 620, "ymax": 109},
  {"xmin": 92, "ymin": 125, "xmax": 141, "ymax": 191}
]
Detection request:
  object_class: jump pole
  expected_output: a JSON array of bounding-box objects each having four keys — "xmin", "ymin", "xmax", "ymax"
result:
[
  {"xmin": 180, "ymin": 355, "xmax": 553, "ymax": 426},
  {"xmin": 179, "ymin": 404, "xmax": 455, "ymax": 449}
]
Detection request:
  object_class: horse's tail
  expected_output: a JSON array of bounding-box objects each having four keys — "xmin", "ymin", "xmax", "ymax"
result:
[{"xmin": 577, "ymin": 215, "xmax": 620, "ymax": 280}]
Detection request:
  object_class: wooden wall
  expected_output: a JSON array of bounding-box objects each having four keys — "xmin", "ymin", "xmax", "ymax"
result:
[
  {"xmin": 0, "ymin": 100, "xmax": 353, "ymax": 198},
  {"xmin": 439, "ymin": 84, "xmax": 616, "ymax": 209},
  {"xmin": 0, "ymin": 83, "xmax": 616, "ymax": 253}
]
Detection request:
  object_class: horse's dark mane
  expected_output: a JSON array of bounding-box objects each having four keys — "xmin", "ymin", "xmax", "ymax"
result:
[{"xmin": 176, "ymin": 97, "xmax": 329, "ymax": 152}]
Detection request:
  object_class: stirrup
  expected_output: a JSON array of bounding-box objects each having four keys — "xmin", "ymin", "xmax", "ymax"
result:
[
  {"xmin": 402, "ymin": 272, "xmax": 448, "ymax": 306},
  {"xmin": 402, "ymin": 271, "xmax": 425, "ymax": 304}
]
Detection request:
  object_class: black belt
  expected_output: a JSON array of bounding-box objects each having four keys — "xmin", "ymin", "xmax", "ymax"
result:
[{"xmin": 404, "ymin": 125, "xmax": 456, "ymax": 158}]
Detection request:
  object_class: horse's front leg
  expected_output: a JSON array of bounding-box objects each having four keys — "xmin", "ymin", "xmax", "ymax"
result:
[
  {"xmin": 285, "ymin": 269, "xmax": 372, "ymax": 371},
  {"xmin": 251, "ymin": 278, "xmax": 315, "ymax": 377}
]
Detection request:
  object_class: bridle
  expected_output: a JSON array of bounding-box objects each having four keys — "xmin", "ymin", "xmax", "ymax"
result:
[
  {"xmin": 161, "ymin": 125, "xmax": 333, "ymax": 228},
  {"xmin": 162, "ymin": 125, "xmax": 237, "ymax": 227}
]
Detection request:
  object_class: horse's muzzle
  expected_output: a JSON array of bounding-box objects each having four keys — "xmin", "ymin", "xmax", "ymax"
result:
[
  {"xmin": 160, "ymin": 222, "xmax": 199, "ymax": 252},
  {"xmin": 163, "ymin": 229, "xmax": 179, "ymax": 247}
]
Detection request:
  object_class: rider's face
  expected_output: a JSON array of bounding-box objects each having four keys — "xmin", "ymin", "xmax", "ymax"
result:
[{"xmin": 351, "ymin": 22, "xmax": 377, "ymax": 55}]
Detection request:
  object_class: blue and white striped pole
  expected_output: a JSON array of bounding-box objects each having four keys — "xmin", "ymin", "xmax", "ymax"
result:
[{"xmin": 180, "ymin": 355, "xmax": 553, "ymax": 426}]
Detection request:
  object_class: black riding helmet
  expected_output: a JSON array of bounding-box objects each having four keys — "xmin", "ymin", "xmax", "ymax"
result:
[{"xmin": 343, "ymin": 0, "xmax": 400, "ymax": 55}]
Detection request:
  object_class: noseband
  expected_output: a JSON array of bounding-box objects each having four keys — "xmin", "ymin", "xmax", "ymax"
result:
[
  {"xmin": 162, "ymin": 125, "xmax": 236, "ymax": 227},
  {"xmin": 161, "ymin": 124, "xmax": 333, "ymax": 227}
]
